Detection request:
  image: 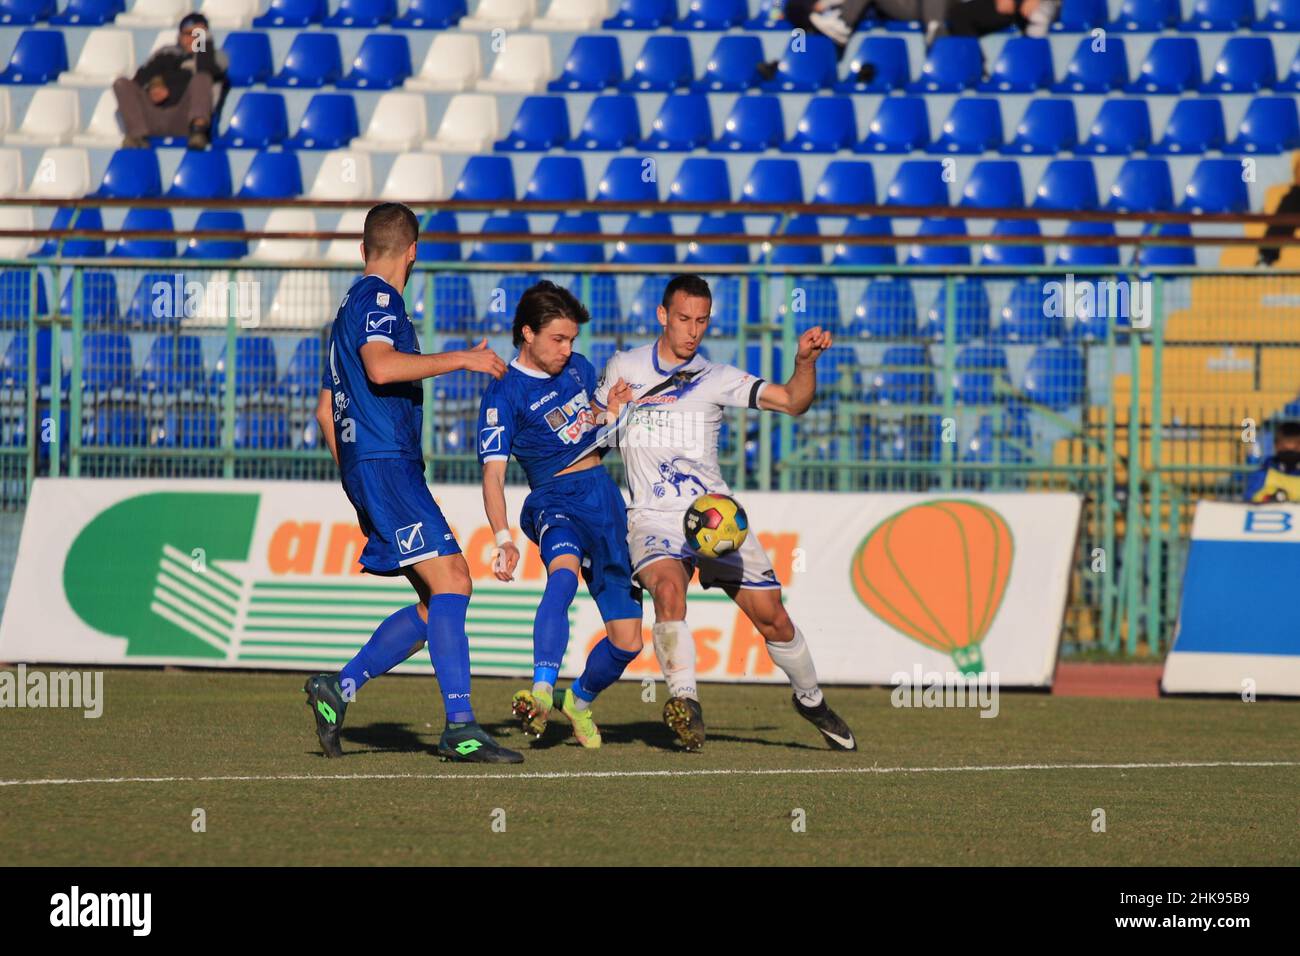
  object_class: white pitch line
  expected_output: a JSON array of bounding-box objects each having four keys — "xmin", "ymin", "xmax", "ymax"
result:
[{"xmin": 1, "ymin": 760, "xmax": 1298, "ymax": 789}]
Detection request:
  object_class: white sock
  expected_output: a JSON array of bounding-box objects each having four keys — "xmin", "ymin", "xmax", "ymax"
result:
[
  {"xmin": 532, "ymin": 681, "xmax": 553, "ymax": 699},
  {"xmin": 652, "ymin": 621, "xmax": 698, "ymax": 701},
  {"xmin": 766, "ymin": 626, "xmax": 823, "ymax": 708}
]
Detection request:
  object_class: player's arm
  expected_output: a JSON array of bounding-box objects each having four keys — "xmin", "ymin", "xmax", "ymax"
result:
[
  {"xmin": 314, "ymin": 387, "xmax": 339, "ymax": 467},
  {"xmin": 360, "ymin": 338, "xmax": 506, "ymax": 386},
  {"xmin": 757, "ymin": 327, "xmax": 833, "ymax": 417},
  {"xmin": 480, "ymin": 459, "xmax": 519, "ymax": 582}
]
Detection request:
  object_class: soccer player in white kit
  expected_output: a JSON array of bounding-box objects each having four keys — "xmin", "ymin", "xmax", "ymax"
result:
[{"xmin": 594, "ymin": 274, "xmax": 857, "ymax": 752}]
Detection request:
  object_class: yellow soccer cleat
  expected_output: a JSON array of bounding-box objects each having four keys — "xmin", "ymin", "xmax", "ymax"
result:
[
  {"xmin": 511, "ymin": 688, "xmax": 552, "ymax": 740},
  {"xmin": 557, "ymin": 688, "xmax": 602, "ymax": 749}
]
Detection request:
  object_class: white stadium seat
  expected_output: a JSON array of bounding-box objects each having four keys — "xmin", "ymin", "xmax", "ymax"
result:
[
  {"xmin": 534, "ymin": 0, "xmax": 608, "ymax": 30},
  {"xmin": 0, "ymin": 207, "xmax": 36, "ymax": 258},
  {"xmin": 0, "ymin": 149, "xmax": 23, "ymax": 197},
  {"xmin": 0, "ymin": 90, "xmax": 11, "ymax": 139},
  {"xmin": 117, "ymin": 0, "xmax": 189, "ymax": 27},
  {"xmin": 5, "ymin": 88, "xmax": 81, "ymax": 146},
  {"xmin": 380, "ymin": 153, "xmax": 445, "ymax": 201},
  {"xmin": 406, "ymin": 34, "xmax": 482, "ymax": 92},
  {"xmin": 476, "ymin": 34, "xmax": 552, "ymax": 93},
  {"xmin": 248, "ymin": 209, "xmax": 319, "ymax": 263},
  {"xmin": 267, "ymin": 271, "xmax": 335, "ymax": 328},
  {"xmin": 199, "ymin": 0, "xmax": 260, "ymax": 28},
  {"xmin": 60, "ymin": 30, "xmax": 136, "ymax": 87},
  {"xmin": 461, "ymin": 0, "xmax": 537, "ymax": 30},
  {"xmin": 308, "ymin": 151, "xmax": 374, "ymax": 200},
  {"xmin": 147, "ymin": 30, "xmax": 175, "ymax": 56},
  {"xmin": 186, "ymin": 269, "xmax": 262, "ymax": 329},
  {"xmin": 72, "ymin": 90, "xmax": 121, "ymax": 147},
  {"xmin": 25, "ymin": 147, "xmax": 91, "ymax": 198},
  {"xmin": 352, "ymin": 93, "xmax": 428, "ymax": 153},
  {"xmin": 323, "ymin": 210, "xmax": 367, "ymax": 263},
  {"xmin": 422, "ymin": 94, "xmax": 499, "ymax": 153}
]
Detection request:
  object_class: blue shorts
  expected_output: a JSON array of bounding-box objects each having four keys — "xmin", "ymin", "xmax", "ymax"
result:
[
  {"xmin": 341, "ymin": 457, "xmax": 461, "ymax": 575},
  {"xmin": 520, "ymin": 467, "xmax": 643, "ymax": 624}
]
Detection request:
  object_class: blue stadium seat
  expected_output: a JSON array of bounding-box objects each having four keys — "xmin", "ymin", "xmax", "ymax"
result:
[
  {"xmin": 588, "ymin": 340, "xmax": 618, "ymax": 372},
  {"xmin": 1110, "ymin": 0, "xmax": 1180, "ymax": 30},
  {"xmin": 761, "ymin": 33, "xmax": 838, "ymax": 92},
  {"xmin": 183, "ymin": 211, "xmax": 248, "ymax": 260},
  {"xmin": 215, "ymin": 92, "xmax": 289, "ymax": 148},
  {"xmin": 60, "ymin": 272, "xmax": 118, "ymax": 327},
  {"xmin": 324, "ymin": 0, "xmax": 397, "ymax": 26},
  {"xmin": 475, "ymin": 280, "xmax": 524, "ymax": 336},
  {"xmin": 154, "ymin": 408, "xmax": 220, "ymax": 448},
  {"xmin": 1107, "ymin": 158, "xmax": 1173, "ymax": 211},
  {"xmin": 908, "ymin": 36, "xmax": 982, "ymax": 93},
  {"xmin": 0, "ymin": 0, "xmax": 55, "ymax": 24},
  {"xmin": 0, "ymin": 328, "xmax": 53, "ymax": 389},
  {"xmin": 711, "ymin": 275, "xmax": 760, "ymax": 337},
  {"xmin": 741, "ymin": 157, "xmax": 803, "ymax": 204},
  {"xmin": 928, "ymin": 97, "xmax": 1003, "ymax": 154},
  {"xmin": 1180, "ymin": 0, "xmax": 1252, "ymax": 30},
  {"xmin": 568, "ymin": 94, "xmax": 640, "ymax": 150},
  {"xmin": 393, "ymin": 0, "xmax": 466, "ymax": 27},
  {"xmin": 639, "ymin": 94, "xmax": 712, "ymax": 151},
  {"xmin": 234, "ymin": 411, "xmax": 290, "ymax": 450},
  {"xmin": 255, "ymin": 0, "xmax": 327, "ymax": 26},
  {"xmin": 1255, "ymin": 0, "xmax": 1300, "ymax": 29},
  {"xmin": 139, "ymin": 335, "xmax": 204, "ymax": 395},
  {"xmin": 621, "ymin": 35, "xmax": 692, "ymax": 91},
  {"xmin": 1032, "ymin": 159, "xmax": 1099, "ymax": 210},
  {"xmin": 468, "ymin": 215, "xmax": 532, "ymax": 263},
  {"xmin": 281, "ymin": 338, "xmax": 323, "ymax": 398},
  {"xmin": 524, "ymin": 155, "xmax": 587, "ymax": 201},
  {"xmin": 1280, "ymin": 47, "xmax": 1300, "ymax": 92},
  {"xmin": 81, "ymin": 405, "xmax": 144, "ymax": 448},
  {"xmin": 951, "ymin": 345, "xmax": 1009, "ymax": 403},
  {"xmin": 766, "ymin": 215, "xmax": 822, "ymax": 266},
  {"xmin": 452, "ymin": 156, "xmax": 516, "ymax": 201},
  {"xmin": 422, "ymin": 274, "xmax": 475, "ymax": 331},
  {"xmin": 1023, "ymin": 346, "xmax": 1085, "ymax": 410},
  {"xmin": 596, "ymin": 156, "xmax": 658, "ymax": 202},
  {"xmin": 627, "ymin": 275, "xmax": 668, "ymax": 336},
  {"xmin": 1149, "ymin": 98, "xmax": 1225, "ymax": 154},
  {"xmin": 1223, "ymin": 96, "xmax": 1300, "ymax": 154},
  {"xmin": 1127, "ymin": 37, "xmax": 1201, "ymax": 94},
  {"xmin": 711, "ymin": 95, "xmax": 784, "ymax": 152},
  {"xmin": 580, "ymin": 276, "xmax": 621, "ymax": 337},
  {"xmin": 79, "ymin": 331, "xmax": 131, "ymax": 391},
  {"xmin": 885, "ymin": 160, "xmax": 948, "ymax": 206},
  {"xmin": 237, "ymin": 151, "xmax": 303, "ymax": 199},
  {"xmin": 993, "ymin": 279, "xmax": 1064, "ymax": 344},
  {"xmin": 871, "ymin": 345, "xmax": 933, "ymax": 404},
  {"xmin": 979, "ymin": 219, "xmax": 1045, "ymax": 267},
  {"xmin": 851, "ymin": 279, "xmax": 917, "ymax": 339},
  {"xmin": 814, "ymin": 160, "xmax": 875, "ymax": 205},
  {"xmin": 1134, "ymin": 223, "xmax": 1196, "ymax": 267},
  {"xmin": 692, "ymin": 34, "xmax": 763, "ymax": 91},
  {"xmin": 612, "ymin": 214, "xmax": 675, "ymax": 265},
  {"xmin": 784, "ymin": 96, "xmax": 857, "ymax": 153},
  {"xmin": 1002, "ymin": 98, "xmax": 1077, "ymax": 154},
  {"xmin": 979, "ymin": 37, "xmax": 1053, "ymax": 92},
  {"xmin": 906, "ymin": 219, "xmax": 970, "ymax": 267},
  {"xmin": 1053, "ymin": 37, "xmax": 1129, "ymax": 92},
  {"xmin": 1076, "ymin": 98, "xmax": 1151, "ymax": 154},
  {"xmin": 212, "ymin": 337, "xmax": 278, "ymax": 397},
  {"xmin": 775, "ymin": 275, "xmax": 837, "ymax": 328},
  {"xmin": 836, "ymin": 36, "xmax": 910, "ymax": 93},
  {"xmin": 222, "ymin": 32, "xmax": 274, "ymax": 87},
  {"xmin": 1055, "ymin": 221, "xmax": 1121, "ymax": 267},
  {"xmin": 336, "ymin": 33, "xmax": 411, "ymax": 89},
  {"xmin": 0, "ymin": 29, "xmax": 66, "ymax": 83},
  {"xmin": 112, "ymin": 211, "xmax": 177, "ymax": 260},
  {"xmin": 551, "ymin": 36, "xmax": 623, "ymax": 91},
  {"xmin": 93, "ymin": 149, "xmax": 161, "ymax": 198},
  {"xmin": 1064, "ymin": 281, "xmax": 1124, "ymax": 342},
  {"xmin": 0, "ymin": 268, "xmax": 47, "ymax": 327},
  {"xmin": 676, "ymin": 0, "xmax": 745, "ymax": 28},
  {"xmin": 285, "ymin": 93, "xmax": 358, "ymax": 149},
  {"xmin": 959, "ymin": 160, "xmax": 1025, "ymax": 208},
  {"xmin": 32, "ymin": 208, "xmax": 104, "ymax": 258},
  {"xmin": 604, "ymin": 0, "xmax": 677, "ymax": 28},
  {"xmin": 817, "ymin": 345, "xmax": 860, "ymax": 390},
  {"xmin": 496, "ymin": 96, "xmax": 571, "ymax": 151},
  {"xmin": 1203, "ymin": 37, "xmax": 1277, "ymax": 93},
  {"xmin": 167, "ymin": 151, "xmax": 232, "ymax": 199},
  {"xmin": 50, "ymin": 0, "xmax": 121, "ymax": 26},
  {"xmin": 670, "ymin": 157, "xmax": 730, "ymax": 202},
  {"xmin": 832, "ymin": 217, "xmax": 895, "ymax": 266},
  {"xmin": 1052, "ymin": 0, "xmax": 1108, "ymax": 30},
  {"xmin": 540, "ymin": 213, "xmax": 603, "ymax": 265},
  {"xmin": 857, "ymin": 96, "xmax": 930, "ymax": 153},
  {"xmin": 417, "ymin": 210, "xmax": 460, "ymax": 262},
  {"xmin": 923, "ymin": 281, "xmax": 990, "ymax": 343},
  {"xmin": 685, "ymin": 214, "xmax": 747, "ymax": 266},
  {"xmin": 268, "ymin": 32, "xmax": 343, "ymax": 88},
  {"xmin": 1182, "ymin": 159, "xmax": 1250, "ymax": 213}
]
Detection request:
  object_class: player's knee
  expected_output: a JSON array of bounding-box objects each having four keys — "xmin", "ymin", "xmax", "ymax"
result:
[
  {"xmin": 755, "ymin": 603, "xmax": 794, "ymax": 643},
  {"xmin": 652, "ymin": 584, "xmax": 686, "ymax": 621},
  {"xmin": 443, "ymin": 556, "xmax": 473, "ymax": 597}
]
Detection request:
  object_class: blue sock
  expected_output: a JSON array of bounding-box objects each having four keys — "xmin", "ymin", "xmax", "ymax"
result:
[
  {"xmin": 573, "ymin": 637, "xmax": 640, "ymax": 703},
  {"xmin": 427, "ymin": 593, "xmax": 475, "ymax": 724},
  {"xmin": 338, "ymin": 604, "xmax": 424, "ymax": 700},
  {"xmin": 534, "ymin": 568, "xmax": 578, "ymax": 689}
]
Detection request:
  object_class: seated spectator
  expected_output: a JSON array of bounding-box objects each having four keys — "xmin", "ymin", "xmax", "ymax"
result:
[
  {"xmin": 948, "ymin": 0, "xmax": 1061, "ymax": 39},
  {"xmin": 1245, "ymin": 420, "xmax": 1300, "ymax": 503},
  {"xmin": 112, "ymin": 12, "xmax": 229, "ymax": 150},
  {"xmin": 1258, "ymin": 153, "xmax": 1300, "ymax": 267},
  {"xmin": 783, "ymin": 0, "xmax": 949, "ymax": 49}
]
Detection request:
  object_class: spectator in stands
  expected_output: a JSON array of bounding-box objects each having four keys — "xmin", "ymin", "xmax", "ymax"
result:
[
  {"xmin": 1245, "ymin": 420, "xmax": 1300, "ymax": 503},
  {"xmin": 947, "ymin": 0, "xmax": 1061, "ymax": 39},
  {"xmin": 112, "ymin": 12, "xmax": 229, "ymax": 150},
  {"xmin": 1258, "ymin": 152, "xmax": 1300, "ymax": 267},
  {"xmin": 779, "ymin": 0, "xmax": 949, "ymax": 49}
]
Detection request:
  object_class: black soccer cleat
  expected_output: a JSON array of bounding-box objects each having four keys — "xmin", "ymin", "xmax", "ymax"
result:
[
  {"xmin": 792, "ymin": 694, "xmax": 857, "ymax": 751},
  {"xmin": 663, "ymin": 696, "xmax": 706, "ymax": 753},
  {"xmin": 304, "ymin": 674, "xmax": 349, "ymax": 758},
  {"xmin": 437, "ymin": 723, "xmax": 524, "ymax": 764}
]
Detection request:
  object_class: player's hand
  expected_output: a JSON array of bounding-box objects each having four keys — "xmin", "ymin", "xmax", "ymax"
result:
[
  {"xmin": 490, "ymin": 541, "xmax": 520, "ymax": 582},
  {"xmin": 605, "ymin": 378, "xmax": 634, "ymax": 417},
  {"xmin": 460, "ymin": 339, "xmax": 508, "ymax": 380},
  {"xmin": 796, "ymin": 326, "xmax": 833, "ymax": 364}
]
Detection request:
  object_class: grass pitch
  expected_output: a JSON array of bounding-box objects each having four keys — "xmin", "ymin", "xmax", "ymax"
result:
[{"xmin": 1, "ymin": 668, "xmax": 1298, "ymax": 866}]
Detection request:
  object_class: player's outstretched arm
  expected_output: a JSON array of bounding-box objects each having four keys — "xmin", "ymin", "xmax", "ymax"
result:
[
  {"xmin": 481, "ymin": 459, "xmax": 520, "ymax": 582},
  {"xmin": 758, "ymin": 327, "xmax": 833, "ymax": 417},
  {"xmin": 360, "ymin": 338, "xmax": 507, "ymax": 386},
  {"xmin": 314, "ymin": 387, "xmax": 340, "ymax": 467}
]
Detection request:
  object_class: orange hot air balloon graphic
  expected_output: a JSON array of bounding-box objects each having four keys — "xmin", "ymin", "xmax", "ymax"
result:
[{"xmin": 850, "ymin": 499, "xmax": 1014, "ymax": 676}]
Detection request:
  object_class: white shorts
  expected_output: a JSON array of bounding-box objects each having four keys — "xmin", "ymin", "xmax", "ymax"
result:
[{"xmin": 627, "ymin": 508, "xmax": 782, "ymax": 591}]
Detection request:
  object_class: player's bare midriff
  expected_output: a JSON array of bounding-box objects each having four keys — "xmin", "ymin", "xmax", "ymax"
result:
[{"xmin": 554, "ymin": 451, "xmax": 601, "ymax": 477}]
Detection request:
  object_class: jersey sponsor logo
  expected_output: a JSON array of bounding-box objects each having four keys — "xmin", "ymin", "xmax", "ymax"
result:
[
  {"xmin": 638, "ymin": 394, "xmax": 679, "ymax": 405},
  {"xmin": 529, "ymin": 389, "xmax": 559, "ymax": 412},
  {"xmin": 486, "ymin": 407, "xmax": 499, "ymax": 426},
  {"xmin": 376, "ymin": 292, "xmax": 390, "ymax": 307},
  {"xmin": 365, "ymin": 312, "xmax": 397, "ymax": 335},
  {"xmin": 395, "ymin": 522, "xmax": 425, "ymax": 555},
  {"xmin": 541, "ymin": 390, "xmax": 596, "ymax": 445},
  {"xmin": 479, "ymin": 425, "xmax": 505, "ymax": 454}
]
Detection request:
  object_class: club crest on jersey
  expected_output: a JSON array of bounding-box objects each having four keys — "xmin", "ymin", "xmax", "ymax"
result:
[
  {"xmin": 365, "ymin": 312, "xmax": 397, "ymax": 334},
  {"xmin": 486, "ymin": 407, "xmax": 498, "ymax": 426},
  {"xmin": 376, "ymin": 292, "xmax": 390, "ymax": 307},
  {"xmin": 543, "ymin": 390, "xmax": 596, "ymax": 444}
]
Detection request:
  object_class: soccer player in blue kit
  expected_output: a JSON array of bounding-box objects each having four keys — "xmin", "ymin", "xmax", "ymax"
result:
[
  {"xmin": 304, "ymin": 202, "xmax": 524, "ymax": 764},
  {"xmin": 478, "ymin": 281, "xmax": 643, "ymax": 748}
]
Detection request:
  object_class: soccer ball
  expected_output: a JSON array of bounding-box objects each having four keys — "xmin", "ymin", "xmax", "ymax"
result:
[{"xmin": 683, "ymin": 494, "xmax": 749, "ymax": 559}]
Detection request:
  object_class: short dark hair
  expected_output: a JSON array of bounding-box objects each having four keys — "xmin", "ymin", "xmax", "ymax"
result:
[
  {"xmin": 179, "ymin": 13, "xmax": 209, "ymax": 32},
  {"xmin": 661, "ymin": 274, "xmax": 712, "ymax": 311},
  {"xmin": 362, "ymin": 202, "xmax": 419, "ymax": 261},
  {"xmin": 512, "ymin": 280, "xmax": 589, "ymax": 347},
  {"xmin": 1277, "ymin": 420, "xmax": 1300, "ymax": 440}
]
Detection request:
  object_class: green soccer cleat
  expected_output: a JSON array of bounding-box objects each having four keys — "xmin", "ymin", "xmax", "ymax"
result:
[
  {"xmin": 304, "ymin": 674, "xmax": 348, "ymax": 758},
  {"xmin": 437, "ymin": 723, "xmax": 524, "ymax": 764},
  {"xmin": 663, "ymin": 696, "xmax": 706, "ymax": 753},
  {"xmin": 556, "ymin": 688, "xmax": 602, "ymax": 749},
  {"xmin": 511, "ymin": 688, "xmax": 553, "ymax": 740}
]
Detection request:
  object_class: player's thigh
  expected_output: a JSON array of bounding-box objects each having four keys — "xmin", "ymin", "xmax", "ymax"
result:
[
  {"xmin": 405, "ymin": 552, "xmax": 472, "ymax": 597},
  {"xmin": 728, "ymin": 584, "xmax": 794, "ymax": 641},
  {"xmin": 539, "ymin": 524, "xmax": 583, "ymax": 578}
]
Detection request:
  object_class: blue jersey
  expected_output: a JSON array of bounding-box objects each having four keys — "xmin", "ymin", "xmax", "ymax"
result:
[
  {"xmin": 477, "ymin": 354, "xmax": 602, "ymax": 490},
  {"xmin": 322, "ymin": 274, "xmax": 422, "ymax": 471}
]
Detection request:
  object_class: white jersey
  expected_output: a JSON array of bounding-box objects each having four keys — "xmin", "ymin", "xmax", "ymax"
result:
[{"xmin": 594, "ymin": 343, "xmax": 768, "ymax": 516}]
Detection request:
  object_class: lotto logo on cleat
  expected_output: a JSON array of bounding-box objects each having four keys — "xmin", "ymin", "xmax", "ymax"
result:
[
  {"xmin": 316, "ymin": 699, "xmax": 336, "ymax": 723},
  {"xmin": 455, "ymin": 739, "xmax": 483, "ymax": 755}
]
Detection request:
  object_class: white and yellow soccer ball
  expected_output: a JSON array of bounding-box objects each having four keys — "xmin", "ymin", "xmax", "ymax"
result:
[{"xmin": 682, "ymin": 493, "xmax": 749, "ymax": 559}]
